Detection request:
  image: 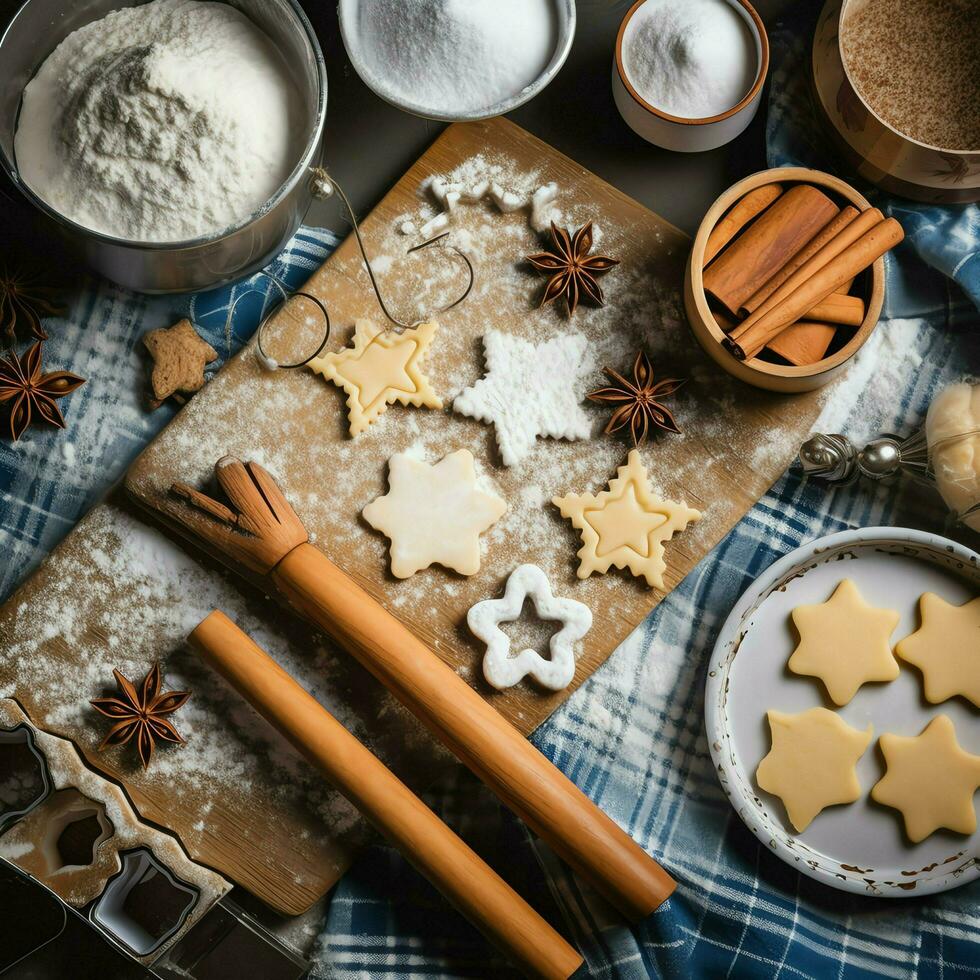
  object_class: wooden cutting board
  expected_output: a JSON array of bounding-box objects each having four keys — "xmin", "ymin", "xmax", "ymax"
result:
[{"xmin": 2, "ymin": 119, "xmax": 833, "ymax": 916}]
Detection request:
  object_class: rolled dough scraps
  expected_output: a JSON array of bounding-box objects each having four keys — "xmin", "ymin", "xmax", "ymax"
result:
[
  {"xmin": 468, "ymin": 564, "xmax": 592, "ymax": 692},
  {"xmin": 788, "ymin": 579, "xmax": 901, "ymax": 706},
  {"xmin": 896, "ymin": 593, "xmax": 980, "ymax": 707},
  {"xmin": 362, "ymin": 449, "xmax": 506, "ymax": 579},
  {"xmin": 755, "ymin": 707, "xmax": 873, "ymax": 833},
  {"xmin": 452, "ymin": 328, "xmax": 593, "ymax": 466},
  {"xmin": 307, "ymin": 319, "xmax": 442, "ymax": 436},
  {"xmin": 552, "ymin": 449, "xmax": 701, "ymax": 589},
  {"xmin": 871, "ymin": 715, "xmax": 980, "ymax": 843}
]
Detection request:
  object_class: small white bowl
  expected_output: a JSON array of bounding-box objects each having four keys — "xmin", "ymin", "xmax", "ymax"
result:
[
  {"xmin": 612, "ymin": 0, "xmax": 769, "ymax": 152},
  {"xmin": 338, "ymin": 0, "xmax": 576, "ymax": 123}
]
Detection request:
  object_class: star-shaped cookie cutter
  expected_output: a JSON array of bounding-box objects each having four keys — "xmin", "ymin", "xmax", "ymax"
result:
[{"xmin": 467, "ymin": 564, "xmax": 592, "ymax": 692}]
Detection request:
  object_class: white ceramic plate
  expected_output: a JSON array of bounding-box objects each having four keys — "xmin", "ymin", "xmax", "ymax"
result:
[{"xmin": 705, "ymin": 527, "xmax": 980, "ymax": 897}]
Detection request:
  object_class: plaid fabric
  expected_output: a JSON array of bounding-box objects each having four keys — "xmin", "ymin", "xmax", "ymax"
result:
[
  {"xmin": 0, "ymin": 227, "xmax": 339, "ymax": 600},
  {"xmin": 1, "ymin": 2, "xmax": 978, "ymax": 977}
]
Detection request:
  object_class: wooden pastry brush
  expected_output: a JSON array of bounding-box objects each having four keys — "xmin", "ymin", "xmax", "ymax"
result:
[
  {"xmin": 190, "ymin": 611, "xmax": 584, "ymax": 980},
  {"xmin": 168, "ymin": 457, "xmax": 676, "ymax": 921}
]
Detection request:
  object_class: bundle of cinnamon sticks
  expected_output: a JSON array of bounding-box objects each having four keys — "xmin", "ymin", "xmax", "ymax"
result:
[{"xmin": 701, "ymin": 181, "xmax": 904, "ymax": 364}]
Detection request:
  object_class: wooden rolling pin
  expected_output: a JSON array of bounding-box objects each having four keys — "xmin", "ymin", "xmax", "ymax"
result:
[
  {"xmin": 168, "ymin": 458, "xmax": 675, "ymax": 921},
  {"xmin": 190, "ymin": 611, "xmax": 584, "ymax": 980}
]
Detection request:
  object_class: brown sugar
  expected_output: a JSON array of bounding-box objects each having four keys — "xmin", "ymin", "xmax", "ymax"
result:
[{"xmin": 840, "ymin": 0, "xmax": 980, "ymax": 150}]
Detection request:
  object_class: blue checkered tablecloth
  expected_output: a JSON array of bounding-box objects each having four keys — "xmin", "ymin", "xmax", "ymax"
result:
[{"xmin": 1, "ymin": 2, "xmax": 978, "ymax": 977}]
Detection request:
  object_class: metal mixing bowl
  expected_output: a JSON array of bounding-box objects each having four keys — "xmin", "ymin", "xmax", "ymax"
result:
[{"xmin": 0, "ymin": 0, "xmax": 327, "ymax": 294}]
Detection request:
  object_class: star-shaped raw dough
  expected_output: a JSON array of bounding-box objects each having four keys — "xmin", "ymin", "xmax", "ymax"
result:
[
  {"xmin": 551, "ymin": 449, "xmax": 701, "ymax": 589},
  {"xmin": 467, "ymin": 564, "xmax": 593, "ymax": 691},
  {"xmin": 143, "ymin": 318, "xmax": 217, "ymax": 408},
  {"xmin": 756, "ymin": 707, "xmax": 873, "ymax": 832},
  {"xmin": 308, "ymin": 319, "xmax": 442, "ymax": 436},
  {"xmin": 896, "ymin": 593, "xmax": 980, "ymax": 707},
  {"xmin": 452, "ymin": 329, "xmax": 592, "ymax": 466},
  {"xmin": 362, "ymin": 449, "xmax": 506, "ymax": 578},
  {"xmin": 788, "ymin": 579, "xmax": 901, "ymax": 706},
  {"xmin": 871, "ymin": 715, "xmax": 980, "ymax": 842}
]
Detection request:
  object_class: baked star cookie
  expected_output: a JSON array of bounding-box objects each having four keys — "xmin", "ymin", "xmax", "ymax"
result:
[
  {"xmin": 552, "ymin": 449, "xmax": 701, "ymax": 589},
  {"xmin": 871, "ymin": 715, "xmax": 980, "ymax": 842},
  {"xmin": 452, "ymin": 329, "xmax": 592, "ymax": 466},
  {"xmin": 896, "ymin": 593, "xmax": 980, "ymax": 707},
  {"xmin": 307, "ymin": 319, "xmax": 442, "ymax": 436},
  {"xmin": 788, "ymin": 579, "xmax": 901, "ymax": 706},
  {"xmin": 756, "ymin": 707, "xmax": 873, "ymax": 832},
  {"xmin": 362, "ymin": 450, "xmax": 506, "ymax": 578}
]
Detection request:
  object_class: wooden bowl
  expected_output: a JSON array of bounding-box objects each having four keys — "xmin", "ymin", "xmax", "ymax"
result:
[
  {"xmin": 684, "ymin": 166, "xmax": 885, "ymax": 393},
  {"xmin": 811, "ymin": 0, "xmax": 980, "ymax": 205}
]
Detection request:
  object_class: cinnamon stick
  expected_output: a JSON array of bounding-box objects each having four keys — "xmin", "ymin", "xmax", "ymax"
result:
[
  {"xmin": 804, "ymin": 293, "xmax": 865, "ymax": 327},
  {"xmin": 726, "ymin": 217, "xmax": 903, "ymax": 360},
  {"xmin": 703, "ymin": 183, "xmax": 784, "ymax": 264},
  {"xmin": 703, "ymin": 184, "xmax": 840, "ymax": 315},
  {"xmin": 730, "ymin": 207, "xmax": 883, "ymax": 343},
  {"xmin": 739, "ymin": 206, "xmax": 859, "ymax": 314},
  {"xmin": 767, "ymin": 321, "xmax": 838, "ymax": 365}
]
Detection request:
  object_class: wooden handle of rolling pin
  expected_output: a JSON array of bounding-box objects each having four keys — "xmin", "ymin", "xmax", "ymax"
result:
[
  {"xmin": 271, "ymin": 543, "xmax": 675, "ymax": 920},
  {"xmin": 189, "ymin": 611, "xmax": 585, "ymax": 980}
]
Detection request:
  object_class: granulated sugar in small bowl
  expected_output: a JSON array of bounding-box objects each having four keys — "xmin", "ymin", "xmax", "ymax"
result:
[
  {"xmin": 612, "ymin": 0, "xmax": 769, "ymax": 152},
  {"xmin": 338, "ymin": 0, "xmax": 575, "ymax": 121}
]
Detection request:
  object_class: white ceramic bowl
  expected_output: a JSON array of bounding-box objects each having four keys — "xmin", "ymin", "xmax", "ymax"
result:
[
  {"xmin": 337, "ymin": 0, "xmax": 576, "ymax": 123},
  {"xmin": 612, "ymin": 0, "xmax": 768, "ymax": 153},
  {"xmin": 705, "ymin": 526, "xmax": 980, "ymax": 897}
]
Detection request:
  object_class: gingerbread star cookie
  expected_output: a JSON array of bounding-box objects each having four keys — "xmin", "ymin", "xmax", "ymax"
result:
[
  {"xmin": 452, "ymin": 329, "xmax": 592, "ymax": 466},
  {"xmin": 308, "ymin": 319, "xmax": 442, "ymax": 436},
  {"xmin": 552, "ymin": 449, "xmax": 701, "ymax": 589},
  {"xmin": 756, "ymin": 707, "xmax": 873, "ymax": 832},
  {"xmin": 143, "ymin": 318, "xmax": 218, "ymax": 409},
  {"xmin": 788, "ymin": 579, "xmax": 900, "ymax": 706},
  {"xmin": 363, "ymin": 449, "xmax": 506, "ymax": 578},
  {"xmin": 871, "ymin": 715, "xmax": 980, "ymax": 842},
  {"xmin": 896, "ymin": 593, "xmax": 980, "ymax": 707}
]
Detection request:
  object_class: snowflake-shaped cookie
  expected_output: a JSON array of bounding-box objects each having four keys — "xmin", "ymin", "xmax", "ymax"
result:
[
  {"xmin": 552, "ymin": 449, "xmax": 701, "ymax": 589},
  {"xmin": 467, "ymin": 564, "xmax": 592, "ymax": 691},
  {"xmin": 307, "ymin": 319, "xmax": 442, "ymax": 436},
  {"xmin": 362, "ymin": 449, "xmax": 506, "ymax": 578},
  {"xmin": 452, "ymin": 329, "xmax": 592, "ymax": 466}
]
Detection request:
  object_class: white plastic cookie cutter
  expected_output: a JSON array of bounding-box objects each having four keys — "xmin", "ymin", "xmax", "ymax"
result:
[{"xmin": 468, "ymin": 564, "xmax": 592, "ymax": 692}]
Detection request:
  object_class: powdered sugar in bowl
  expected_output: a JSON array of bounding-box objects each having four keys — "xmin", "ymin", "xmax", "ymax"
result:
[
  {"xmin": 0, "ymin": 0, "xmax": 327, "ymax": 293},
  {"xmin": 612, "ymin": 0, "xmax": 769, "ymax": 152},
  {"xmin": 338, "ymin": 0, "xmax": 575, "ymax": 122}
]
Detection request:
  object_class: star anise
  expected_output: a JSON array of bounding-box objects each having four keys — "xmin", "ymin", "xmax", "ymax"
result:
[
  {"xmin": 526, "ymin": 222, "xmax": 619, "ymax": 316},
  {"xmin": 90, "ymin": 663, "xmax": 191, "ymax": 769},
  {"xmin": 0, "ymin": 264, "xmax": 66, "ymax": 344},
  {"xmin": 588, "ymin": 351, "xmax": 683, "ymax": 446},
  {"xmin": 0, "ymin": 341, "xmax": 85, "ymax": 441}
]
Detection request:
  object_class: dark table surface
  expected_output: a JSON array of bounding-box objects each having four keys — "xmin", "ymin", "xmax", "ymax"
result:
[{"xmin": 1, "ymin": 0, "xmax": 791, "ymax": 250}]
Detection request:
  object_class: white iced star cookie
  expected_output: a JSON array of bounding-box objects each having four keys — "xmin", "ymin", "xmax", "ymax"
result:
[
  {"xmin": 362, "ymin": 449, "xmax": 506, "ymax": 578},
  {"xmin": 452, "ymin": 329, "xmax": 592, "ymax": 466},
  {"xmin": 552, "ymin": 449, "xmax": 701, "ymax": 589},
  {"xmin": 307, "ymin": 319, "xmax": 442, "ymax": 436},
  {"xmin": 467, "ymin": 564, "xmax": 593, "ymax": 691}
]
